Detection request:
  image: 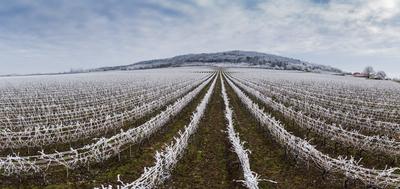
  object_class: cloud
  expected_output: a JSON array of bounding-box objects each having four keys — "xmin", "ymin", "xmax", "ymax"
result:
[{"xmin": 0, "ymin": 0, "xmax": 399, "ymax": 76}]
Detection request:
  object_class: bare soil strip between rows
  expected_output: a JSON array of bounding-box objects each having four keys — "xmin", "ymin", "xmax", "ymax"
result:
[{"xmin": 163, "ymin": 74, "xmax": 244, "ymax": 189}]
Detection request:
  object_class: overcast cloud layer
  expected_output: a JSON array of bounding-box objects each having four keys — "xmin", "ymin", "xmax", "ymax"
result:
[{"xmin": 0, "ymin": 0, "xmax": 399, "ymax": 77}]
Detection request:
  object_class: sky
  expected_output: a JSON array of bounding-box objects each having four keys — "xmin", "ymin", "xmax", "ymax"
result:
[{"xmin": 0, "ymin": 0, "xmax": 399, "ymax": 77}]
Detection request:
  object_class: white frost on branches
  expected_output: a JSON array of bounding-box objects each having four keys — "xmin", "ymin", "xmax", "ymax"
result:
[
  {"xmin": 0, "ymin": 74, "xmax": 215, "ymax": 176},
  {"xmin": 102, "ymin": 74, "xmax": 217, "ymax": 189},
  {"xmin": 229, "ymin": 75, "xmax": 400, "ymax": 156},
  {"xmin": 225, "ymin": 73, "xmax": 400, "ymax": 188}
]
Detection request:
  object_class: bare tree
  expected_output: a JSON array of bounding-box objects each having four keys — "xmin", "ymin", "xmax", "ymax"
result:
[{"xmin": 363, "ymin": 66, "xmax": 375, "ymax": 77}]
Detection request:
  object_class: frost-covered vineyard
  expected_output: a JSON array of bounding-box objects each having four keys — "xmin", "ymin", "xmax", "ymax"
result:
[{"xmin": 0, "ymin": 67, "xmax": 400, "ymax": 188}]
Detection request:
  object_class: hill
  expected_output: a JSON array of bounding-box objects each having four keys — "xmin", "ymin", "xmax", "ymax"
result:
[{"xmin": 92, "ymin": 50, "xmax": 342, "ymax": 73}]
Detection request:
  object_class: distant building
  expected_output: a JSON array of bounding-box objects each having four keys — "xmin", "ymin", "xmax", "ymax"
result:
[{"xmin": 352, "ymin": 72, "xmax": 368, "ymax": 78}]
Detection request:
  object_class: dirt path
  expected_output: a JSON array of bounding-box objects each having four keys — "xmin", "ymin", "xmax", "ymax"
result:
[{"xmin": 163, "ymin": 74, "xmax": 244, "ymax": 189}]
